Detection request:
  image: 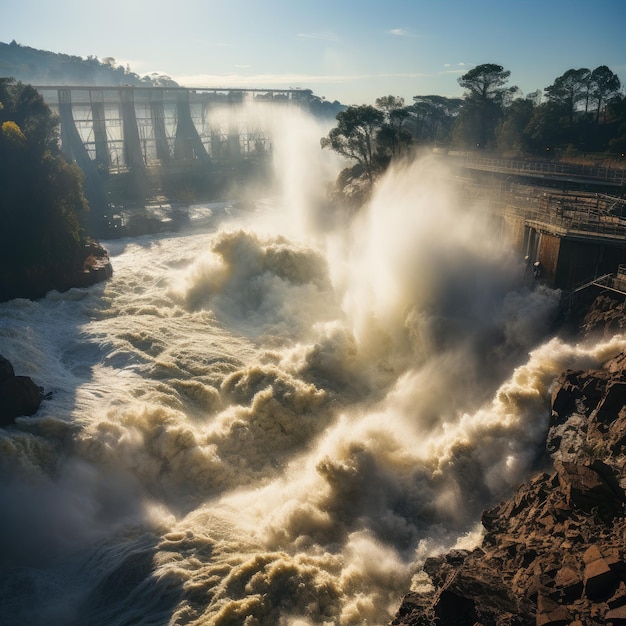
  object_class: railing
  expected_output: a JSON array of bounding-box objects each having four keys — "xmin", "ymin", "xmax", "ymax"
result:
[
  {"xmin": 497, "ymin": 201, "xmax": 626, "ymax": 240},
  {"xmin": 449, "ymin": 154, "xmax": 626, "ymax": 186}
]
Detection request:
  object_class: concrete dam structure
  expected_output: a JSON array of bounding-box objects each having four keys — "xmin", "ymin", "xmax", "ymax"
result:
[
  {"xmin": 450, "ymin": 154, "xmax": 626, "ymax": 291},
  {"xmin": 34, "ymin": 85, "xmax": 317, "ymax": 223},
  {"xmin": 36, "ymin": 85, "xmax": 312, "ymax": 173}
]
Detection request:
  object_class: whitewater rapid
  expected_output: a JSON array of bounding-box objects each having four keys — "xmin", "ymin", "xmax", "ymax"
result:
[{"xmin": 2, "ymin": 123, "xmax": 626, "ymax": 625}]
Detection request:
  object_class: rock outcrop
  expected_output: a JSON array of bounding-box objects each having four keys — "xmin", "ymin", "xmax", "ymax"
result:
[
  {"xmin": 0, "ymin": 238, "xmax": 112, "ymax": 302},
  {"xmin": 0, "ymin": 355, "xmax": 41, "ymax": 425},
  {"xmin": 392, "ymin": 345, "xmax": 626, "ymax": 625}
]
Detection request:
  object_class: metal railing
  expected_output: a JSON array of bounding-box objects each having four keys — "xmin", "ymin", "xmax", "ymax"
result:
[
  {"xmin": 450, "ymin": 155, "xmax": 626, "ymax": 186},
  {"xmin": 466, "ymin": 181, "xmax": 626, "ymax": 241},
  {"xmin": 498, "ymin": 202, "xmax": 626, "ymax": 240}
]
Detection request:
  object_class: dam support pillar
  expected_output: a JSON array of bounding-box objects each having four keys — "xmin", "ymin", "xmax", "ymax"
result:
[
  {"xmin": 227, "ymin": 91, "xmax": 242, "ymax": 159},
  {"xmin": 90, "ymin": 89, "xmax": 110, "ymax": 169},
  {"xmin": 119, "ymin": 88, "xmax": 145, "ymax": 173},
  {"xmin": 57, "ymin": 89, "xmax": 108, "ymax": 217},
  {"xmin": 120, "ymin": 87, "xmax": 149, "ymax": 199},
  {"xmin": 174, "ymin": 90, "xmax": 209, "ymax": 161},
  {"xmin": 150, "ymin": 90, "xmax": 170, "ymax": 163}
]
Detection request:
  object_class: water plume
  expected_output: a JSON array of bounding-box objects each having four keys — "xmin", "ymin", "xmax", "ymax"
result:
[{"xmin": 332, "ymin": 156, "xmax": 541, "ymax": 368}]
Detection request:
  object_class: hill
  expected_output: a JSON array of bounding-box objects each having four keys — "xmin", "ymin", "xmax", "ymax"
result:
[{"xmin": 0, "ymin": 40, "xmax": 177, "ymax": 87}]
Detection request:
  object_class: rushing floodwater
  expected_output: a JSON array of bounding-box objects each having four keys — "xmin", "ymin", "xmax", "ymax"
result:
[{"xmin": 2, "ymin": 115, "xmax": 626, "ymax": 625}]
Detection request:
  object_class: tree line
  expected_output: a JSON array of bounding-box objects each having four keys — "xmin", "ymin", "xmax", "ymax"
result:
[
  {"xmin": 0, "ymin": 40, "xmax": 178, "ymax": 88},
  {"xmin": 0, "ymin": 78, "xmax": 89, "ymax": 297},
  {"xmin": 322, "ymin": 63, "xmax": 626, "ymax": 184}
]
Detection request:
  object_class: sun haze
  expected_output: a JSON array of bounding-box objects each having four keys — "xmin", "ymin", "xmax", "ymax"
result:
[{"xmin": 2, "ymin": 0, "xmax": 625, "ymax": 104}]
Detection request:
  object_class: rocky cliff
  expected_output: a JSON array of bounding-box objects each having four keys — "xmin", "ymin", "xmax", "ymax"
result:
[{"xmin": 392, "ymin": 294, "xmax": 626, "ymax": 626}]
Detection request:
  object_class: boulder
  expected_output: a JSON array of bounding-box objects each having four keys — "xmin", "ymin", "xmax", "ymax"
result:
[
  {"xmin": 0, "ymin": 355, "xmax": 15, "ymax": 382},
  {"xmin": 0, "ymin": 355, "xmax": 41, "ymax": 425},
  {"xmin": 555, "ymin": 460, "xmax": 626, "ymax": 521}
]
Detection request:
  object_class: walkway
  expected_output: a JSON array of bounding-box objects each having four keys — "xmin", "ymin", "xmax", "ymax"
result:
[{"xmin": 448, "ymin": 153, "xmax": 626, "ymax": 188}]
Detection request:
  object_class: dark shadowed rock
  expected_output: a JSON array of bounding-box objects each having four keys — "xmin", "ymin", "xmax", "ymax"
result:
[
  {"xmin": 0, "ymin": 355, "xmax": 41, "ymax": 425},
  {"xmin": 0, "ymin": 355, "xmax": 15, "ymax": 383},
  {"xmin": 0, "ymin": 238, "xmax": 112, "ymax": 302}
]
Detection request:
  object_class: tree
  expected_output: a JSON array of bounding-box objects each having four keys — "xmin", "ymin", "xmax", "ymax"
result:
[
  {"xmin": 320, "ymin": 105, "xmax": 384, "ymax": 180},
  {"xmin": 374, "ymin": 95, "xmax": 412, "ymax": 160},
  {"xmin": 375, "ymin": 95, "xmax": 405, "ymax": 115},
  {"xmin": 455, "ymin": 63, "xmax": 515, "ymax": 149},
  {"xmin": 544, "ymin": 68, "xmax": 591, "ymax": 125},
  {"xmin": 410, "ymin": 95, "xmax": 462, "ymax": 144},
  {"xmin": 590, "ymin": 65, "xmax": 621, "ymax": 122},
  {"xmin": 496, "ymin": 97, "xmax": 535, "ymax": 154},
  {"xmin": 458, "ymin": 63, "xmax": 513, "ymax": 103},
  {"xmin": 0, "ymin": 79, "xmax": 88, "ymax": 280}
]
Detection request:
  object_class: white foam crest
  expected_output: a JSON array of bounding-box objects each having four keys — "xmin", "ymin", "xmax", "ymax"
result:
[
  {"xmin": 196, "ymin": 334, "xmax": 626, "ymax": 623},
  {"xmin": 173, "ymin": 229, "xmax": 342, "ymax": 340},
  {"xmin": 426, "ymin": 333, "xmax": 626, "ymax": 494}
]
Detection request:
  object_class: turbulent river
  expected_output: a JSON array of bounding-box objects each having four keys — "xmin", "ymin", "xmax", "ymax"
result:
[{"xmin": 2, "ymin": 113, "xmax": 626, "ymax": 625}]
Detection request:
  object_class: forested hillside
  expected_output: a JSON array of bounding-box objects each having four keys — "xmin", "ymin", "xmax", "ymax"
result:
[{"xmin": 0, "ymin": 40, "xmax": 177, "ymax": 87}]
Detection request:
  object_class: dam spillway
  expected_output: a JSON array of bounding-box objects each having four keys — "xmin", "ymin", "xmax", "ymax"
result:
[{"xmin": 36, "ymin": 86, "xmax": 313, "ymax": 172}]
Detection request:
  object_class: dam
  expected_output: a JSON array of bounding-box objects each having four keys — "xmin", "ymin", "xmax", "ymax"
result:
[
  {"xmin": 32, "ymin": 86, "xmax": 626, "ymax": 290},
  {"xmin": 35, "ymin": 85, "xmax": 315, "ymax": 171},
  {"xmin": 33, "ymin": 85, "xmax": 329, "ymax": 228},
  {"xmin": 450, "ymin": 154, "xmax": 626, "ymax": 290}
]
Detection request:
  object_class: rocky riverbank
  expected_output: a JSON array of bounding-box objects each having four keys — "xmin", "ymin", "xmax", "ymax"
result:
[
  {"xmin": 391, "ymin": 293, "xmax": 626, "ymax": 625},
  {"xmin": 0, "ymin": 238, "xmax": 112, "ymax": 302}
]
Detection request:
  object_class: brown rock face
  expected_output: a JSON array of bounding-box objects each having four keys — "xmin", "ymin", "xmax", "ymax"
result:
[{"xmin": 391, "ymin": 348, "xmax": 626, "ymax": 626}]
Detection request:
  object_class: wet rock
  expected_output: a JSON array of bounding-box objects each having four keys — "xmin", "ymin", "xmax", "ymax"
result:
[
  {"xmin": 606, "ymin": 605, "xmax": 626, "ymax": 625},
  {"xmin": 0, "ymin": 355, "xmax": 41, "ymax": 425},
  {"xmin": 0, "ymin": 355, "xmax": 15, "ymax": 382},
  {"xmin": 555, "ymin": 460, "xmax": 625, "ymax": 521},
  {"xmin": 608, "ymin": 582, "xmax": 626, "ymax": 609},
  {"xmin": 391, "ymin": 346, "xmax": 626, "ymax": 626}
]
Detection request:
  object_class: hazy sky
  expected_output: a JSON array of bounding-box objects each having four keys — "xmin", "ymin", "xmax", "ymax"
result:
[{"xmin": 3, "ymin": 0, "xmax": 625, "ymax": 105}]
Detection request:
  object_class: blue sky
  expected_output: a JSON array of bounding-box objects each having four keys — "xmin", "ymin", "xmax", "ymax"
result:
[{"xmin": 3, "ymin": 0, "xmax": 625, "ymax": 105}]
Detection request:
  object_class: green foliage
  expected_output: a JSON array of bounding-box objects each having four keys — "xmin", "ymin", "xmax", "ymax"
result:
[
  {"xmin": 496, "ymin": 97, "xmax": 535, "ymax": 154},
  {"xmin": 458, "ymin": 64, "xmax": 512, "ymax": 104},
  {"xmin": 0, "ymin": 79, "xmax": 88, "ymax": 275},
  {"xmin": 1, "ymin": 120, "xmax": 26, "ymax": 146},
  {"xmin": 321, "ymin": 105, "xmax": 385, "ymax": 180},
  {"xmin": 374, "ymin": 96, "xmax": 413, "ymax": 162},
  {"xmin": 407, "ymin": 63, "xmax": 624, "ymax": 156},
  {"xmin": 590, "ymin": 66, "xmax": 621, "ymax": 122},
  {"xmin": 409, "ymin": 95, "xmax": 462, "ymax": 145},
  {"xmin": 526, "ymin": 66, "xmax": 624, "ymax": 153},
  {"xmin": 544, "ymin": 68, "xmax": 591, "ymax": 124},
  {"xmin": 374, "ymin": 95, "xmax": 405, "ymax": 113},
  {"xmin": 321, "ymin": 98, "xmax": 415, "ymax": 188},
  {"xmin": 455, "ymin": 63, "xmax": 516, "ymax": 149}
]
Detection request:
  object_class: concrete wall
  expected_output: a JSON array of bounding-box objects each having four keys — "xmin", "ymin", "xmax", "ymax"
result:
[
  {"xmin": 532, "ymin": 235, "xmax": 626, "ymax": 290},
  {"xmin": 537, "ymin": 233, "xmax": 561, "ymax": 287}
]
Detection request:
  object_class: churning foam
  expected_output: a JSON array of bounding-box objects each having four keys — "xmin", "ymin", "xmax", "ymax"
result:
[{"xmin": 1, "ymin": 109, "xmax": 623, "ymax": 625}]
